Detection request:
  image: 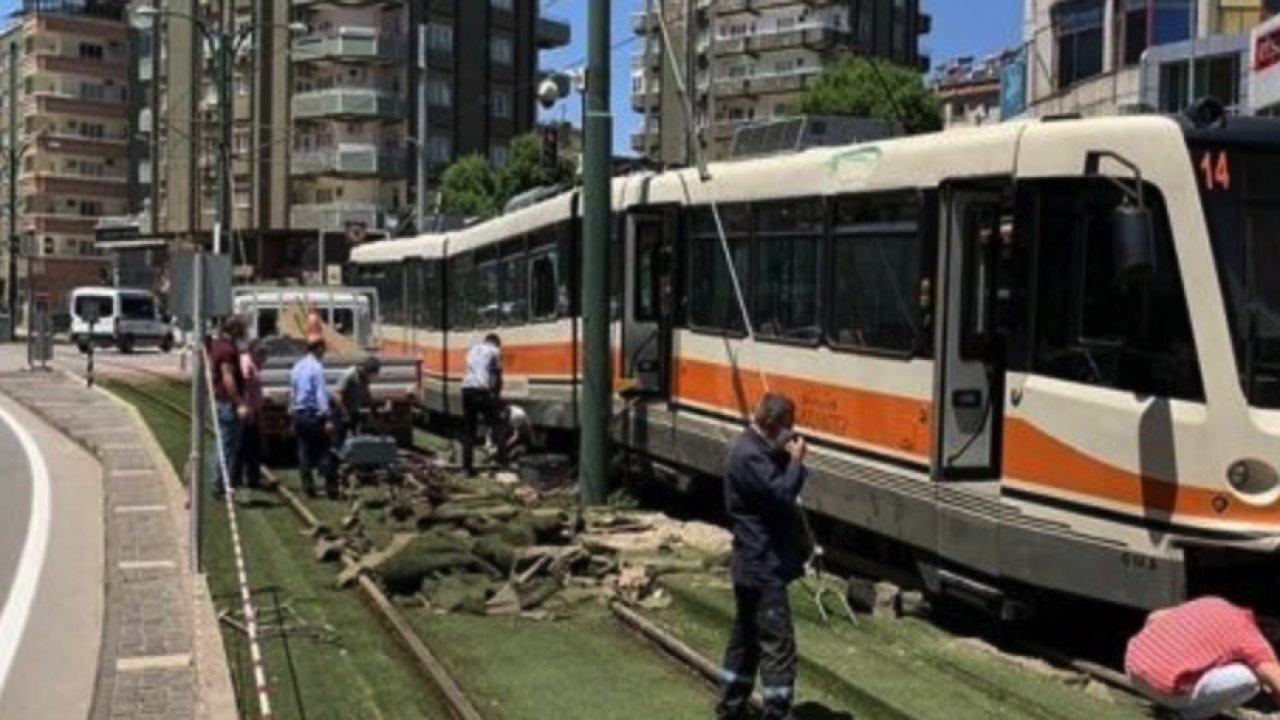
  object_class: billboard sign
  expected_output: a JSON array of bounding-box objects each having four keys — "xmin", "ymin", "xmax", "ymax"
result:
[
  {"xmin": 1249, "ymin": 14, "xmax": 1280, "ymax": 112},
  {"xmin": 1000, "ymin": 46, "xmax": 1028, "ymax": 121}
]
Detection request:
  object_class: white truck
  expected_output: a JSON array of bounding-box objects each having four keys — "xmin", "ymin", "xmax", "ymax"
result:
[
  {"xmin": 69, "ymin": 287, "xmax": 174, "ymax": 354},
  {"xmin": 231, "ymin": 287, "xmax": 421, "ymax": 445}
]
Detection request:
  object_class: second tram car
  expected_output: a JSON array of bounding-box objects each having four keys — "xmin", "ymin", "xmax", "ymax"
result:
[{"xmin": 351, "ymin": 112, "xmax": 1280, "ymax": 612}]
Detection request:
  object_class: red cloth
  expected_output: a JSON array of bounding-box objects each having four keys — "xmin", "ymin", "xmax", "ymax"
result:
[
  {"xmin": 1126, "ymin": 597, "xmax": 1277, "ymax": 695},
  {"xmin": 209, "ymin": 338, "xmax": 244, "ymax": 404}
]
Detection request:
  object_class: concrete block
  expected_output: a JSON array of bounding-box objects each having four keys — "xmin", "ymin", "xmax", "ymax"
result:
[{"xmin": 847, "ymin": 576, "xmax": 900, "ymax": 618}]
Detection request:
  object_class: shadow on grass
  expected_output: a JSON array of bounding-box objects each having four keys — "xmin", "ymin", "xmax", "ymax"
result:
[{"xmin": 793, "ymin": 702, "xmax": 854, "ymax": 720}]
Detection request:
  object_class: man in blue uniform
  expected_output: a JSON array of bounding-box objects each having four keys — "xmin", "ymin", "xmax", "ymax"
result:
[
  {"xmin": 290, "ymin": 335, "xmax": 337, "ymax": 498},
  {"xmin": 717, "ymin": 392, "xmax": 809, "ymax": 720}
]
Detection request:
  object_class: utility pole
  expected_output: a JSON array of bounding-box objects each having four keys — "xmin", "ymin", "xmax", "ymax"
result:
[
  {"xmin": 416, "ymin": 23, "xmax": 428, "ymax": 233},
  {"xmin": 579, "ymin": 0, "xmax": 612, "ymax": 506},
  {"xmin": 189, "ymin": 248, "xmax": 206, "ymax": 571},
  {"xmin": 216, "ymin": 29, "xmax": 233, "ymax": 253},
  {"xmin": 6, "ymin": 41, "xmax": 17, "ymax": 342}
]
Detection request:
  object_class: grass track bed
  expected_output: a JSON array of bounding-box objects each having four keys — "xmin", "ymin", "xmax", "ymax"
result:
[{"xmin": 104, "ymin": 380, "xmax": 450, "ymax": 720}]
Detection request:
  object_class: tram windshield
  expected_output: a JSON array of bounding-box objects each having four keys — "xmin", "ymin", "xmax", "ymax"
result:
[{"xmin": 1191, "ymin": 141, "xmax": 1280, "ymax": 408}]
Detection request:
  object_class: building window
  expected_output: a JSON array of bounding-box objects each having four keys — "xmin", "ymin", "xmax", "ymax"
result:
[
  {"xmin": 1116, "ymin": 0, "xmax": 1198, "ymax": 67},
  {"xmin": 428, "ymin": 79, "xmax": 452, "ymax": 108},
  {"xmin": 490, "ymin": 37, "xmax": 513, "ymax": 66},
  {"xmin": 78, "ymin": 43, "xmax": 103, "ymax": 60},
  {"xmin": 1216, "ymin": 1, "xmax": 1276, "ymax": 34},
  {"xmin": 1054, "ymin": 0, "xmax": 1105, "ymax": 89},
  {"xmin": 489, "ymin": 144, "xmax": 509, "ymax": 168},
  {"xmin": 491, "ymin": 88, "xmax": 510, "ymax": 119},
  {"xmin": 42, "ymin": 237, "xmax": 53, "ymax": 255},
  {"xmin": 1159, "ymin": 53, "xmax": 1241, "ymax": 112},
  {"xmin": 427, "ymin": 136, "xmax": 452, "ymax": 164},
  {"xmin": 428, "ymin": 23, "xmax": 454, "ymax": 53}
]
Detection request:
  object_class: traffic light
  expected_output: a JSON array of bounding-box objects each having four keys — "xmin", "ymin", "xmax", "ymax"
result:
[{"xmin": 541, "ymin": 125, "xmax": 559, "ymax": 170}]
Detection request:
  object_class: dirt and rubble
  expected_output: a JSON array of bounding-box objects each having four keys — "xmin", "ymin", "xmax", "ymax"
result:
[{"xmin": 306, "ymin": 449, "xmax": 733, "ymax": 621}]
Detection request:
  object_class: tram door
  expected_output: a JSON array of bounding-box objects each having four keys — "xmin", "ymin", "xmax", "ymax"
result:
[
  {"xmin": 932, "ymin": 186, "xmax": 1011, "ymax": 481},
  {"xmin": 622, "ymin": 207, "xmax": 677, "ymax": 397}
]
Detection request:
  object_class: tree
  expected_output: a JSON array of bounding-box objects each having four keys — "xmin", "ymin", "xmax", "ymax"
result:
[
  {"xmin": 438, "ymin": 131, "xmax": 577, "ymax": 220},
  {"xmin": 439, "ymin": 154, "xmax": 500, "ymax": 218},
  {"xmin": 798, "ymin": 57, "xmax": 943, "ymax": 135}
]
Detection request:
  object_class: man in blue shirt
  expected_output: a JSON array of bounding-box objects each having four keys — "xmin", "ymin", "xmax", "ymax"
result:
[
  {"xmin": 717, "ymin": 392, "xmax": 809, "ymax": 720},
  {"xmin": 290, "ymin": 335, "xmax": 337, "ymax": 498}
]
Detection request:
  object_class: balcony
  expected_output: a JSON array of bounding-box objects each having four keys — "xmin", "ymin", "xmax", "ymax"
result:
[
  {"xmin": 31, "ymin": 53, "xmax": 128, "ymax": 79},
  {"xmin": 714, "ymin": 68, "xmax": 820, "ymax": 97},
  {"xmin": 291, "ymin": 0, "xmax": 407, "ymax": 8},
  {"xmin": 23, "ymin": 173, "xmax": 128, "ymax": 198},
  {"xmin": 24, "ymin": 214, "xmax": 100, "ymax": 235},
  {"xmin": 630, "ymin": 130, "xmax": 659, "ymax": 154},
  {"xmin": 30, "ymin": 93, "xmax": 129, "ymax": 119},
  {"xmin": 631, "ymin": 11, "xmax": 654, "ymax": 34},
  {"xmin": 291, "ymin": 144, "xmax": 405, "ymax": 177},
  {"xmin": 293, "ymin": 29, "xmax": 406, "ymax": 64},
  {"xmin": 630, "ymin": 85, "xmax": 660, "ymax": 111},
  {"xmin": 290, "ymin": 202, "xmax": 384, "ymax": 231},
  {"xmin": 536, "ymin": 15, "xmax": 571, "ymax": 50},
  {"xmin": 38, "ymin": 133, "xmax": 130, "ymax": 157},
  {"xmin": 292, "ymin": 88, "xmax": 405, "ymax": 121}
]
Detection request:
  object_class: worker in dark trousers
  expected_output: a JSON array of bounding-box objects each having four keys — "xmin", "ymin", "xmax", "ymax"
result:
[
  {"xmin": 717, "ymin": 392, "xmax": 809, "ymax": 720},
  {"xmin": 290, "ymin": 334, "xmax": 338, "ymax": 498},
  {"xmin": 460, "ymin": 333, "xmax": 503, "ymax": 477}
]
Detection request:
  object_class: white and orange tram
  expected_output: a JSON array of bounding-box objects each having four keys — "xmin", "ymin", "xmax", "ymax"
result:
[{"xmin": 351, "ymin": 110, "xmax": 1280, "ymax": 612}]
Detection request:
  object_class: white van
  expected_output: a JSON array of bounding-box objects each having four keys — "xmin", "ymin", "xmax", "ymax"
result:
[{"xmin": 69, "ymin": 287, "xmax": 174, "ymax": 354}]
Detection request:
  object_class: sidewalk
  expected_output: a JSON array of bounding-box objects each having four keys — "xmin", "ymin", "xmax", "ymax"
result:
[{"xmin": 0, "ymin": 351, "xmax": 236, "ymax": 719}]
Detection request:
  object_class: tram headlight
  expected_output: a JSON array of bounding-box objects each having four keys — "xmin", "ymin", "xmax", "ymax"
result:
[
  {"xmin": 1228, "ymin": 461, "xmax": 1250, "ymax": 490},
  {"xmin": 1224, "ymin": 459, "xmax": 1280, "ymax": 507}
]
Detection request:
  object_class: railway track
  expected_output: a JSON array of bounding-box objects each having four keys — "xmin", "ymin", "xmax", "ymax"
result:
[{"xmin": 101, "ymin": 369, "xmax": 1158, "ymax": 719}]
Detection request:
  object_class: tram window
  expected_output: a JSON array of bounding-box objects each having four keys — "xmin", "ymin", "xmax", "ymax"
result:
[
  {"xmin": 448, "ymin": 254, "xmax": 474, "ymax": 330},
  {"xmin": 501, "ymin": 244, "xmax": 528, "ymax": 326},
  {"xmin": 474, "ymin": 257, "xmax": 501, "ymax": 329},
  {"xmin": 420, "ymin": 260, "xmax": 441, "ymax": 330},
  {"xmin": 754, "ymin": 200, "xmax": 823, "ymax": 343},
  {"xmin": 529, "ymin": 247, "xmax": 560, "ymax": 321},
  {"xmin": 688, "ymin": 205, "xmax": 750, "ymax": 335},
  {"xmin": 1028, "ymin": 180, "xmax": 1203, "ymax": 401},
  {"xmin": 829, "ymin": 194, "xmax": 924, "ymax": 356},
  {"xmin": 634, "ymin": 220, "xmax": 662, "ymax": 323},
  {"xmin": 382, "ymin": 263, "xmax": 404, "ymax": 325}
]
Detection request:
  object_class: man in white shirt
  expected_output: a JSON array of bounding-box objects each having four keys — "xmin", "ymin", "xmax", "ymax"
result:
[{"xmin": 461, "ymin": 333, "xmax": 503, "ymax": 477}]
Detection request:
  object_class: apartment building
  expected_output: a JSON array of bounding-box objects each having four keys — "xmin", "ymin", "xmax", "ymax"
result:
[
  {"xmin": 0, "ymin": 1, "xmax": 126, "ymax": 311},
  {"xmin": 139, "ymin": 0, "xmax": 568, "ymax": 279},
  {"xmin": 1022, "ymin": 0, "xmax": 1280, "ymax": 117},
  {"xmin": 631, "ymin": 0, "xmax": 931, "ymax": 165},
  {"xmin": 933, "ymin": 52, "xmax": 1008, "ymax": 128}
]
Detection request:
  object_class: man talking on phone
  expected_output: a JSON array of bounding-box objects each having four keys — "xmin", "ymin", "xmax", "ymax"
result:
[{"xmin": 717, "ymin": 392, "xmax": 809, "ymax": 720}]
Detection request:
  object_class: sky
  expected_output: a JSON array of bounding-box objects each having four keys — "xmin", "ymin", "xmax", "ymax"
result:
[{"xmin": 539, "ymin": 0, "xmax": 1025, "ymax": 153}]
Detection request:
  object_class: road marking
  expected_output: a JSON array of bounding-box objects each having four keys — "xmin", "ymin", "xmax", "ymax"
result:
[
  {"xmin": 113, "ymin": 505, "xmax": 166, "ymax": 515},
  {"xmin": 118, "ymin": 560, "xmax": 177, "ymax": 571},
  {"xmin": 116, "ymin": 654, "xmax": 191, "ymax": 672},
  {"xmin": 0, "ymin": 404, "xmax": 52, "ymax": 698}
]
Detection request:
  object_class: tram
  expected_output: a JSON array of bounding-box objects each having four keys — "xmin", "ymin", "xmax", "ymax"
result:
[{"xmin": 351, "ymin": 109, "xmax": 1280, "ymax": 612}]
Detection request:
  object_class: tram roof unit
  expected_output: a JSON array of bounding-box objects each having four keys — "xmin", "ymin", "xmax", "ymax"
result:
[{"xmin": 349, "ymin": 233, "xmax": 450, "ymax": 264}]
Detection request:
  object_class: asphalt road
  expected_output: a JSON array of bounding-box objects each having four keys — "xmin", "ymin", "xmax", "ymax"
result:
[{"xmin": 0, "ymin": 394, "xmax": 103, "ymax": 719}]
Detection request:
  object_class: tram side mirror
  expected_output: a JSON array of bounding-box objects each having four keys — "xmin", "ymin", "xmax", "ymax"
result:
[{"xmin": 1113, "ymin": 204, "xmax": 1156, "ymax": 284}]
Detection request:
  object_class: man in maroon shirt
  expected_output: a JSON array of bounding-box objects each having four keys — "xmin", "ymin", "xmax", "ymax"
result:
[
  {"xmin": 208, "ymin": 317, "xmax": 248, "ymax": 495},
  {"xmin": 1127, "ymin": 596, "xmax": 1280, "ymax": 719}
]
